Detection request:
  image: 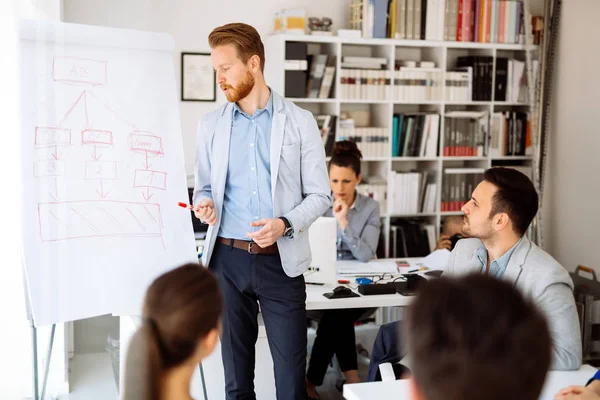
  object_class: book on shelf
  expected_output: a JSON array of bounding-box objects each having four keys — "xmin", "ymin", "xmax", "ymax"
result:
[
  {"xmin": 456, "ymin": 56, "xmax": 493, "ymax": 101},
  {"xmin": 357, "ymin": 180, "xmax": 388, "ymax": 215},
  {"xmin": 307, "ymin": 54, "xmax": 329, "ymax": 98},
  {"xmin": 389, "ymin": 220, "xmax": 435, "ymax": 258},
  {"xmin": 351, "ymin": 0, "xmax": 525, "ymax": 43},
  {"xmin": 338, "ymin": 127, "xmax": 390, "ymax": 158},
  {"xmin": 284, "ymin": 45, "xmax": 337, "ymax": 99},
  {"xmin": 445, "ymin": 70, "xmax": 472, "ymax": 102},
  {"xmin": 394, "ymin": 60, "xmax": 443, "ymax": 102},
  {"xmin": 441, "ymin": 168, "xmax": 484, "ymax": 211},
  {"xmin": 318, "ymin": 56, "xmax": 337, "ymax": 99},
  {"xmin": 388, "ymin": 170, "xmax": 437, "ymax": 215},
  {"xmin": 392, "ymin": 113, "xmax": 440, "ymax": 157},
  {"xmin": 489, "ymin": 111, "xmax": 531, "ymax": 157},
  {"xmin": 284, "ymin": 42, "xmax": 308, "ymax": 98},
  {"xmin": 443, "ymin": 111, "xmax": 488, "ymax": 157},
  {"xmin": 337, "ymin": 57, "xmax": 391, "ymax": 100},
  {"xmin": 316, "ymin": 114, "xmax": 338, "ymax": 156}
]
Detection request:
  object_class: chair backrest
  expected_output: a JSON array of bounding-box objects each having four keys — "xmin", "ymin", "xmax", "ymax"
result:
[{"xmin": 122, "ymin": 329, "xmax": 152, "ymax": 400}]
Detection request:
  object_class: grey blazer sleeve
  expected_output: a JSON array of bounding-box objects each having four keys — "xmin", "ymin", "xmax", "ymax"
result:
[
  {"xmin": 342, "ymin": 204, "xmax": 380, "ymax": 262},
  {"xmin": 444, "ymin": 243, "xmax": 459, "ymax": 275},
  {"xmin": 284, "ymin": 114, "xmax": 331, "ymax": 237},
  {"xmin": 192, "ymin": 118, "xmax": 213, "ymax": 206},
  {"xmin": 537, "ymin": 283, "xmax": 583, "ymax": 370}
]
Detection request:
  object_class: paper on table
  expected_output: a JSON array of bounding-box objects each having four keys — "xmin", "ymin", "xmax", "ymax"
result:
[
  {"xmin": 338, "ymin": 260, "xmax": 399, "ymax": 276},
  {"xmin": 421, "ymin": 249, "xmax": 451, "ymax": 270}
]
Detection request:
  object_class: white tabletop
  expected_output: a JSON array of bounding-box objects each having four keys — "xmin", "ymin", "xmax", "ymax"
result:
[
  {"xmin": 304, "ymin": 258, "xmax": 431, "ymax": 310},
  {"xmin": 305, "ymin": 282, "xmax": 413, "ymax": 310},
  {"xmin": 343, "ymin": 365, "xmax": 598, "ymax": 400}
]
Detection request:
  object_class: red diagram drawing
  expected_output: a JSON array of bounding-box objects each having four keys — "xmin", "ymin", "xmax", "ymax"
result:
[
  {"xmin": 38, "ymin": 200, "xmax": 163, "ymax": 242},
  {"xmin": 82, "ymin": 129, "xmax": 113, "ymax": 147},
  {"xmin": 128, "ymin": 132, "xmax": 163, "ymax": 156},
  {"xmin": 133, "ymin": 169, "xmax": 167, "ymax": 190},
  {"xmin": 34, "ymin": 63, "xmax": 169, "ymax": 243},
  {"xmin": 85, "ymin": 161, "xmax": 117, "ymax": 180},
  {"xmin": 52, "ymin": 57, "xmax": 108, "ymax": 86},
  {"xmin": 128, "ymin": 131, "xmax": 166, "ymax": 203},
  {"xmin": 34, "ymin": 160, "xmax": 66, "ymax": 178},
  {"xmin": 34, "ymin": 127, "xmax": 71, "ymax": 151}
]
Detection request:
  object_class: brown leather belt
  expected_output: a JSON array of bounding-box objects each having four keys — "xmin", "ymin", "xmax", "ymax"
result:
[{"xmin": 217, "ymin": 237, "xmax": 279, "ymax": 255}]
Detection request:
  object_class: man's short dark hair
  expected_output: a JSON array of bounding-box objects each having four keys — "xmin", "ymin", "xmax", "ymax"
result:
[
  {"xmin": 483, "ymin": 167, "xmax": 539, "ymax": 236},
  {"xmin": 406, "ymin": 274, "xmax": 551, "ymax": 400}
]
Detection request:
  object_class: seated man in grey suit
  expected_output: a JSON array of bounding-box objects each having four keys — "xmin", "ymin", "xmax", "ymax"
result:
[{"xmin": 368, "ymin": 167, "xmax": 581, "ymax": 378}]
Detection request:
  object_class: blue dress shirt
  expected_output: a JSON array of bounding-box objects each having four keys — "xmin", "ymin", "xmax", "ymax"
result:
[
  {"xmin": 475, "ymin": 237, "xmax": 522, "ymax": 278},
  {"xmin": 218, "ymin": 92, "xmax": 274, "ymax": 240}
]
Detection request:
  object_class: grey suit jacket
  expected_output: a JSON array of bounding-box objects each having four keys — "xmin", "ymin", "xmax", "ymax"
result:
[
  {"xmin": 193, "ymin": 90, "xmax": 331, "ymax": 277},
  {"xmin": 446, "ymin": 237, "xmax": 582, "ymax": 370}
]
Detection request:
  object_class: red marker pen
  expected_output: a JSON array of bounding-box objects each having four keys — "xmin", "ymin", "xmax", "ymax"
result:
[
  {"xmin": 177, "ymin": 202, "xmax": 194, "ymax": 210},
  {"xmin": 177, "ymin": 202, "xmax": 206, "ymax": 210}
]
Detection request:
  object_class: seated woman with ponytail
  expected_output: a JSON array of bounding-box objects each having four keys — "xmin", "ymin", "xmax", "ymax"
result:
[
  {"xmin": 122, "ymin": 263, "xmax": 222, "ymax": 400},
  {"xmin": 306, "ymin": 140, "xmax": 381, "ymax": 400}
]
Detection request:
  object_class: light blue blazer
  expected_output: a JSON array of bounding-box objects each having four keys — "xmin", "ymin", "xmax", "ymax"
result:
[
  {"xmin": 193, "ymin": 90, "xmax": 331, "ymax": 277},
  {"xmin": 447, "ymin": 236, "xmax": 582, "ymax": 370}
]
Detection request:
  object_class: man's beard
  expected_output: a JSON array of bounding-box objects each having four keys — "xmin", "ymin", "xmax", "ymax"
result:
[
  {"xmin": 462, "ymin": 216, "xmax": 494, "ymax": 240},
  {"xmin": 222, "ymin": 71, "xmax": 255, "ymax": 103}
]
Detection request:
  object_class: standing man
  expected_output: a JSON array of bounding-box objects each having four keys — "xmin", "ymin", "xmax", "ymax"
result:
[{"xmin": 193, "ymin": 23, "xmax": 331, "ymax": 400}]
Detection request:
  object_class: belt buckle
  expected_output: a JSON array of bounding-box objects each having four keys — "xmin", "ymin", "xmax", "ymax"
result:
[{"xmin": 247, "ymin": 241, "xmax": 258, "ymax": 254}]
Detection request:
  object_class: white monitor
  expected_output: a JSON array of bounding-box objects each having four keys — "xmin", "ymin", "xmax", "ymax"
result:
[{"xmin": 305, "ymin": 217, "xmax": 337, "ymax": 285}]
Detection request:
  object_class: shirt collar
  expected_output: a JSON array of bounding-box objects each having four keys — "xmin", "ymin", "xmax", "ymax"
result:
[
  {"xmin": 232, "ymin": 88, "xmax": 273, "ymax": 118},
  {"xmin": 476, "ymin": 237, "xmax": 522, "ymax": 278}
]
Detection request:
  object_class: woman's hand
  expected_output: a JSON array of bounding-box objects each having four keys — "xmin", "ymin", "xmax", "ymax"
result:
[{"xmin": 333, "ymin": 198, "xmax": 349, "ymax": 230}]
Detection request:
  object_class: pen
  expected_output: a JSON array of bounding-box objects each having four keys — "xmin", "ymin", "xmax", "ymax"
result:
[
  {"xmin": 408, "ymin": 267, "xmax": 428, "ymax": 273},
  {"xmin": 305, "ymin": 282, "xmax": 325, "ymax": 286},
  {"xmin": 177, "ymin": 202, "xmax": 206, "ymax": 210}
]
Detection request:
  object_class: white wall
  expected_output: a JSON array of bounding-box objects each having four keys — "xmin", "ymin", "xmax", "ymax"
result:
[
  {"xmin": 14, "ymin": 0, "xmax": 63, "ymax": 21},
  {"xmin": 544, "ymin": 0, "xmax": 600, "ymax": 271},
  {"xmin": 63, "ymin": 0, "xmax": 349, "ymax": 176}
]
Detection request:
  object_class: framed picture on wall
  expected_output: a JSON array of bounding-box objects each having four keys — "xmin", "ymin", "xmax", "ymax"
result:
[{"xmin": 181, "ymin": 52, "xmax": 215, "ymax": 102}]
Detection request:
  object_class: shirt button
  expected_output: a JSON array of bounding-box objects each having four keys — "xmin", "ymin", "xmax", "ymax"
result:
[
  {"xmin": 252, "ymin": 191, "xmax": 257, "ymax": 195},
  {"xmin": 255, "ymin": 216, "xmax": 259, "ymax": 219},
  {"xmin": 251, "ymin": 167, "xmax": 255, "ymax": 171},
  {"xmin": 250, "ymin": 143, "xmax": 254, "ymax": 147}
]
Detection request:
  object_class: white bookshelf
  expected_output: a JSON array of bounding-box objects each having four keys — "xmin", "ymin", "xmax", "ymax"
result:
[{"xmin": 264, "ymin": 34, "xmax": 535, "ymax": 257}]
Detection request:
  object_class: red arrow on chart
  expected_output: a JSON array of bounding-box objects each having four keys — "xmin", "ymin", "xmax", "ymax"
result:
[
  {"xmin": 51, "ymin": 146, "xmax": 60, "ymax": 160},
  {"xmin": 143, "ymin": 153, "xmax": 152, "ymax": 170},
  {"xmin": 92, "ymin": 145, "xmax": 102, "ymax": 160},
  {"xmin": 142, "ymin": 187, "xmax": 153, "ymax": 203},
  {"xmin": 96, "ymin": 181, "xmax": 109, "ymax": 198},
  {"xmin": 49, "ymin": 178, "xmax": 59, "ymax": 201},
  {"xmin": 57, "ymin": 90, "xmax": 88, "ymax": 128}
]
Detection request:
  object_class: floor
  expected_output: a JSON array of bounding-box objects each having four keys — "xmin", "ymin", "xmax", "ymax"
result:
[
  {"xmin": 59, "ymin": 353, "xmax": 117, "ymax": 400},
  {"xmin": 310, "ymin": 357, "xmax": 370, "ymax": 400}
]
